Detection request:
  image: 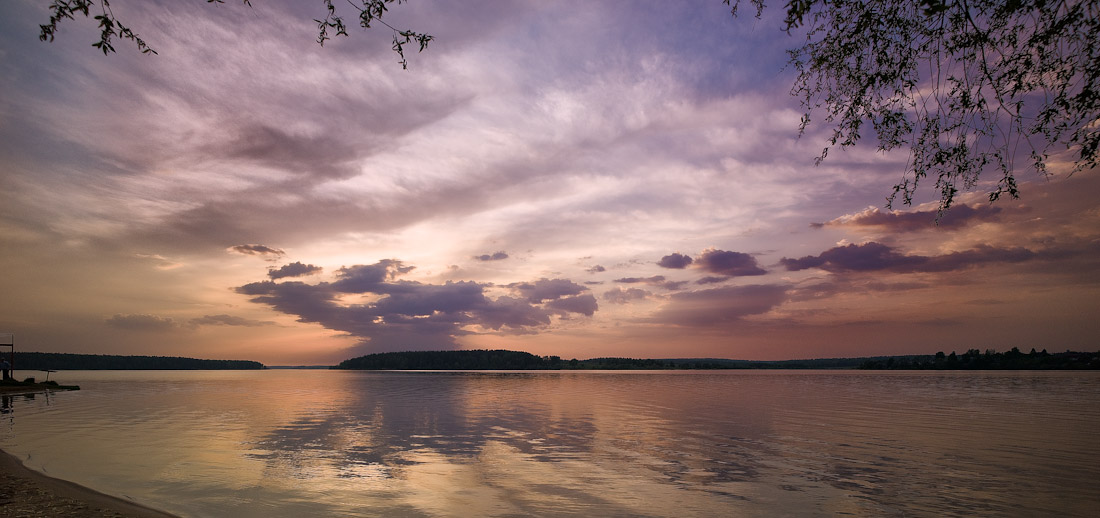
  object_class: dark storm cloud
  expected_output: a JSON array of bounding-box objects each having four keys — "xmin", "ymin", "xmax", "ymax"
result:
[
  {"xmin": 780, "ymin": 242, "xmax": 1037, "ymax": 273},
  {"xmin": 105, "ymin": 314, "xmax": 178, "ymax": 331},
  {"xmin": 821, "ymin": 204, "xmax": 1011, "ymax": 231},
  {"xmin": 650, "ymin": 285, "xmax": 788, "ymax": 327},
  {"xmin": 695, "ymin": 249, "xmax": 767, "ymax": 277},
  {"xmin": 236, "ymin": 261, "xmax": 596, "ymax": 352},
  {"xmin": 507, "ymin": 278, "xmax": 588, "ymax": 303},
  {"xmin": 474, "ymin": 251, "xmax": 509, "ymax": 261},
  {"xmin": 603, "ymin": 287, "xmax": 650, "ymax": 304},
  {"xmin": 268, "ymin": 261, "xmax": 323, "ymax": 280},
  {"xmin": 228, "ymin": 244, "xmax": 285, "ymax": 259},
  {"xmin": 657, "ymin": 253, "xmax": 693, "ymax": 269},
  {"xmin": 189, "ymin": 314, "xmax": 275, "ymax": 327}
]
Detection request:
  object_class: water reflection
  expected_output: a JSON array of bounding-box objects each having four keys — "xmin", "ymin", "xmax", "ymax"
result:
[
  {"xmin": 0, "ymin": 370, "xmax": 1098, "ymax": 517},
  {"xmin": 240, "ymin": 372, "xmax": 773, "ymax": 517}
]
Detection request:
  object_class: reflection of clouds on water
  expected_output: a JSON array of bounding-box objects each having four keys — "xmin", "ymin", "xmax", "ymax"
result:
[
  {"xmin": 7, "ymin": 371, "xmax": 1095, "ymax": 517},
  {"xmin": 243, "ymin": 372, "xmax": 774, "ymax": 516}
]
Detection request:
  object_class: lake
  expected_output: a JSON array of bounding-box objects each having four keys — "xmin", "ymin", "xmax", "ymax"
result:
[{"xmin": 1, "ymin": 370, "xmax": 1098, "ymax": 517}]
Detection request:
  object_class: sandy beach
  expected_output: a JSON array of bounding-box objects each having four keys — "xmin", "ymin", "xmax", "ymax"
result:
[{"xmin": 0, "ymin": 447, "xmax": 176, "ymax": 517}]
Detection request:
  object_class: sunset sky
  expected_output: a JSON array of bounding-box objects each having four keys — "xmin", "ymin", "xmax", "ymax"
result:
[{"xmin": 2, "ymin": 0, "xmax": 1097, "ymax": 365}]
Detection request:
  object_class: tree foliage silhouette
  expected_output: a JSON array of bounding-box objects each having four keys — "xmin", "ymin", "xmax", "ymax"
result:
[
  {"xmin": 38, "ymin": 0, "xmax": 432, "ymax": 69},
  {"xmin": 728, "ymin": 0, "xmax": 1099, "ymax": 212}
]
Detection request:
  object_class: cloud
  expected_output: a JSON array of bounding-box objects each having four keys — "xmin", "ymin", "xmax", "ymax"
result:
[
  {"xmin": 615, "ymin": 275, "xmax": 666, "ymax": 284},
  {"xmin": 268, "ymin": 261, "xmax": 322, "ymax": 279},
  {"xmin": 586, "ymin": 265, "xmax": 606, "ymax": 273},
  {"xmin": 189, "ymin": 314, "xmax": 276, "ymax": 327},
  {"xmin": 695, "ymin": 249, "xmax": 767, "ymax": 277},
  {"xmin": 780, "ymin": 242, "xmax": 1038, "ymax": 273},
  {"xmin": 105, "ymin": 314, "xmax": 178, "ymax": 331},
  {"xmin": 228, "ymin": 244, "xmax": 286, "ymax": 260},
  {"xmin": 821, "ymin": 203, "xmax": 1010, "ymax": 232},
  {"xmin": 236, "ymin": 260, "xmax": 596, "ymax": 352},
  {"xmin": 545, "ymin": 294, "xmax": 599, "ymax": 316},
  {"xmin": 695, "ymin": 276, "xmax": 729, "ymax": 285},
  {"xmin": 650, "ymin": 285, "xmax": 788, "ymax": 327},
  {"xmin": 268, "ymin": 261, "xmax": 323, "ymax": 280},
  {"xmin": 657, "ymin": 252, "xmax": 693, "ymax": 269},
  {"xmin": 331, "ymin": 260, "xmax": 416, "ymax": 293},
  {"xmin": 603, "ymin": 287, "xmax": 650, "ymax": 304},
  {"xmin": 134, "ymin": 253, "xmax": 183, "ymax": 270},
  {"xmin": 508, "ymin": 278, "xmax": 588, "ymax": 303},
  {"xmin": 473, "ymin": 251, "xmax": 509, "ymax": 261},
  {"xmin": 613, "ymin": 275, "xmax": 688, "ymax": 291}
]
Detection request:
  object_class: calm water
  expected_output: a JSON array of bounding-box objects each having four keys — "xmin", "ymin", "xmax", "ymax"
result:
[{"xmin": 1, "ymin": 370, "xmax": 1097, "ymax": 517}]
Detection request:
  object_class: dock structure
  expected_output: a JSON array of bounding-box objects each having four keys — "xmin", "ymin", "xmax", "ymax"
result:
[{"xmin": 0, "ymin": 333, "xmax": 12, "ymax": 380}]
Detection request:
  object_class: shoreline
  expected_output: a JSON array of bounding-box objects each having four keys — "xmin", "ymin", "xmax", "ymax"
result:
[{"xmin": 0, "ymin": 448, "xmax": 177, "ymax": 518}]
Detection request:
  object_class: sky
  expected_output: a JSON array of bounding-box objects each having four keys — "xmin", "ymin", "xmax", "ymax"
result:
[{"xmin": 1, "ymin": 0, "xmax": 1097, "ymax": 365}]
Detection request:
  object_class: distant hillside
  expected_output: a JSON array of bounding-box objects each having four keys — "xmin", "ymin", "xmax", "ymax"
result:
[{"xmin": 11, "ymin": 352, "xmax": 265, "ymax": 370}]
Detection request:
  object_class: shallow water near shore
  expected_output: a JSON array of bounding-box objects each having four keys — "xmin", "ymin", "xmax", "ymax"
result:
[{"xmin": 1, "ymin": 369, "xmax": 1098, "ymax": 517}]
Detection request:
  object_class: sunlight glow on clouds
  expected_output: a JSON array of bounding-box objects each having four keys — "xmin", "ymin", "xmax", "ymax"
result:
[{"xmin": 0, "ymin": 0, "xmax": 1096, "ymax": 364}]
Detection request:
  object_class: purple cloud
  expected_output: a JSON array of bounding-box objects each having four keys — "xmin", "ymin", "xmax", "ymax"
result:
[
  {"xmin": 650, "ymin": 285, "xmax": 788, "ymax": 327},
  {"xmin": 695, "ymin": 249, "xmax": 767, "ymax": 277},
  {"xmin": 546, "ymin": 294, "xmax": 599, "ymax": 316},
  {"xmin": 228, "ymin": 244, "xmax": 285, "ymax": 259},
  {"xmin": 615, "ymin": 275, "xmax": 666, "ymax": 284},
  {"xmin": 603, "ymin": 287, "xmax": 650, "ymax": 304},
  {"xmin": 331, "ymin": 260, "xmax": 416, "ymax": 293},
  {"xmin": 820, "ymin": 203, "xmax": 1011, "ymax": 232},
  {"xmin": 237, "ymin": 260, "xmax": 596, "ymax": 353},
  {"xmin": 508, "ymin": 278, "xmax": 588, "ymax": 303},
  {"xmin": 268, "ymin": 261, "xmax": 323, "ymax": 280},
  {"xmin": 474, "ymin": 251, "xmax": 509, "ymax": 261},
  {"xmin": 658, "ymin": 253, "xmax": 693, "ymax": 269},
  {"xmin": 780, "ymin": 242, "xmax": 1038, "ymax": 273}
]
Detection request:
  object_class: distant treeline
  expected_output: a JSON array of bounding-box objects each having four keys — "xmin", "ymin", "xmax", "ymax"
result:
[
  {"xmin": 11, "ymin": 352, "xmax": 265, "ymax": 370},
  {"xmin": 337, "ymin": 348, "xmax": 1100, "ymax": 371},
  {"xmin": 858, "ymin": 348, "xmax": 1100, "ymax": 370},
  {"xmin": 336, "ymin": 350, "xmax": 873, "ymax": 370}
]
